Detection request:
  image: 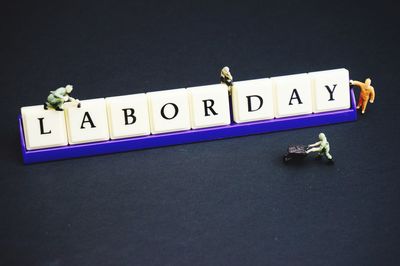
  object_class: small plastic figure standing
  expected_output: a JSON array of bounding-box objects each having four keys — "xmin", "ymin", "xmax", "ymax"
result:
[
  {"xmin": 306, "ymin": 133, "xmax": 333, "ymax": 163},
  {"xmin": 350, "ymin": 78, "xmax": 375, "ymax": 114},
  {"xmin": 220, "ymin": 66, "xmax": 234, "ymax": 95},
  {"xmin": 44, "ymin": 85, "xmax": 81, "ymax": 111}
]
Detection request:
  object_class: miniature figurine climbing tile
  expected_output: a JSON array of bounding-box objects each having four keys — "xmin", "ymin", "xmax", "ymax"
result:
[{"xmin": 19, "ymin": 67, "xmax": 358, "ymax": 164}]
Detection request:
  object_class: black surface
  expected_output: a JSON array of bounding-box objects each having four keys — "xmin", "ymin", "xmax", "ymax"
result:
[{"xmin": 1, "ymin": 1, "xmax": 399, "ymax": 265}]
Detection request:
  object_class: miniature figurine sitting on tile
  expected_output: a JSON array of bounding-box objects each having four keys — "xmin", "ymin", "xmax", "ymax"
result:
[{"xmin": 44, "ymin": 85, "xmax": 81, "ymax": 111}]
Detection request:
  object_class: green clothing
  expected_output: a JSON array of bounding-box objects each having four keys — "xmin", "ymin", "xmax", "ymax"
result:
[{"xmin": 46, "ymin": 87, "xmax": 68, "ymax": 108}]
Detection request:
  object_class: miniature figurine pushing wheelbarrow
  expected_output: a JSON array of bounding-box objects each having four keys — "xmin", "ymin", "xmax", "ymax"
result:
[{"xmin": 283, "ymin": 133, "xmax": 334, "ymax": 164}]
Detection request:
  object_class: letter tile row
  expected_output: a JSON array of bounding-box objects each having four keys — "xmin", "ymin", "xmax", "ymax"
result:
[{"xmin": 21, "ymin": 68, "xmax": 350, "ymax": 150}]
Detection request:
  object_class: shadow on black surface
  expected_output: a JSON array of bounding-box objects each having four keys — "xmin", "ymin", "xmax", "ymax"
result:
[{"xmin": 277, "ymin": 155, "xmax": 335, "ymax": 168}]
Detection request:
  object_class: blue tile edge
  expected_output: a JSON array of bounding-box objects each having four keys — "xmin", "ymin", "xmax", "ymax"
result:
[{"xmin": 19, "ymin": 89, "xmax": 357, "ymax": 164}]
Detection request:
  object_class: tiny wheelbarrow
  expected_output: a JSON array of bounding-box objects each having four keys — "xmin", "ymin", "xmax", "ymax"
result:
[{"xmin": 283, "ymin": 144, "xmax": 309, "ymax": 163}]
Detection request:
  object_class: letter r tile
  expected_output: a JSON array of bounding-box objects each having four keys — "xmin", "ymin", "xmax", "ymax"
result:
[{"xmin": 187, "ymin": 84, "xmax": 231, "ymax": 129}]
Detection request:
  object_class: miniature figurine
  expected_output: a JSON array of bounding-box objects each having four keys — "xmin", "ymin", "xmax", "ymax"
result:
[
  {"xmin": 220, "ymin": 66, "xmax": 234, "ymax": 95},
  {"xmin": 350, "ymin": 78, "xmax": 375, "ymax": 114},
  {"xmin": 44, "ymin": 85, "xmax": 81, "ymax": 111},
  {"xmin": 283, "ymin": 133, "xmax": 333, "ymax": 164},
  {"xmin": 306, "ymin": 133, "xmax": 333, "ymax": 163}
]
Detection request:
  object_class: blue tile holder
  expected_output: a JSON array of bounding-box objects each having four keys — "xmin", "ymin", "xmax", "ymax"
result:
[{"xmin": 19, "ymin": 89, "xmax": 357, "ymax": 164}]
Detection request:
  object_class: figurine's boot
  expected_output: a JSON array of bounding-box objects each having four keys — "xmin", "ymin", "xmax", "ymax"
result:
[
  {"xmin": 43, "ymin": 103, "xmax": 48, "ymax": 110},
  {"xmin": 361, "ymin": 101, "xmax": 368, "ymax": 114}
]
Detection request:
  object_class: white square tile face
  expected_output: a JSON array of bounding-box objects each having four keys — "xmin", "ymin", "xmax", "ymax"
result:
[
  {"xmin": 21, "ymin": 105, "xmax": 68, "ymax": 150},
  {"xmin": 272, "ymin": 73, "xmax": 313, "ymax": 118},
  {"xmin": 64, "ymin": 98, "xmax": 110, "ymax": 145},
  {"xmin": 187, "ymin": 84, "xmax": 231, "ymax": 129},
  {"xmin": 309, "ymin": 68, "xmax": 350, "ymax": 113},
  {"xmin": 147, "ymin": 88, "xmax": 191, "ymax": 134},
  {"xmin": 105, "ymin": 94, "xmax": 150, "ymax": 139},
  {"xmin": 232, "ymin": 78, "xmax": 274, "ymax": 123}
]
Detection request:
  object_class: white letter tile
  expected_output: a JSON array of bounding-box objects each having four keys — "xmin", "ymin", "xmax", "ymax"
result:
[
  {"xmin": 21, "ymin": 105, "xmax": 68, "ymax": 150},
  {"xmin": 147, "ymin": 88, "xmax": 191, "ymax": 134},
  {"xmin": 187, "ymin": 84, "xmax": 231, "ymax": 129},
  {"xmin": 309, "ymin": 68, "xmax": 350, "ymax": 113},
  {"xmin": 231, "ymin": 78, "xmax": 274, "ymax": 123},
  {"xmin": 272, "ymin": 73, "xmax": 312, "ymax": 118},
  {"xmin": 106, "ymin": 94, "xmax": 150, "ymax": 139},
  {"xmin": 64, "ymin": 98, "xmax": 110, "ymax": 145}
]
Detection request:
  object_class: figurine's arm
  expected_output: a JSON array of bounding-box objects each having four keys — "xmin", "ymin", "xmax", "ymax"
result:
[
  {"xmin": 369, "ymin": 86, "xmax": 375, "ymax": 103},
  {"xmin": 308, "ymin": 141, "xmax": 321, "ymax": 148},
  {"xmin": 350, "ymin": 80, "xmax": 363, "ymax": 87}
]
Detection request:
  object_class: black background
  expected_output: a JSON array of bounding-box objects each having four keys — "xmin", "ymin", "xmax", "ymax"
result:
[{"xmin": 1, "ymin": 1, "xmax": 400, "ymax": 265}]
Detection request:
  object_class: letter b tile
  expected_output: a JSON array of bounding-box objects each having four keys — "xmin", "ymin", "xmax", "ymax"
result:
[
  {"xmin": 64, "ymin": 98, "xmax": 110, "ymax": 145},
  {"xmin": 105, "ymin": 94, "xmax": 150, "ymax": 139}
]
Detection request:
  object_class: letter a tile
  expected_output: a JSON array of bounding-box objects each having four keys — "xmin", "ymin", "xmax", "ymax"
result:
[
  {"xmin": 272, "ymin": 73, "xmax": 312, "ymax": 118},
  {"xmin": 64, "ymin": 98, "xmax": 110, "ymax": 145}
]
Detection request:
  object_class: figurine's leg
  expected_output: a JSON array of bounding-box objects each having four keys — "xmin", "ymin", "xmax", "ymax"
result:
[
  {"xmin": 324, "ymin": 146, "xmax": 333, "ymax": 162},
  {"xmin": 43, "ymin": 103, "xmax": 48, "ymax": 110},
  {"xmin": 325, "ymin": 150, "xmax": 333, "ymax": 160},
  {"xmin": 357, "ymin": 97, "xmax": 363, "ymax": 109},
  {"xmin": 361, "ymin": 99, "xmax": 368, "ymax": 114},
  {"xmin": 55, "ymin": 102, "xmax": 64, "ymax": 111}
]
